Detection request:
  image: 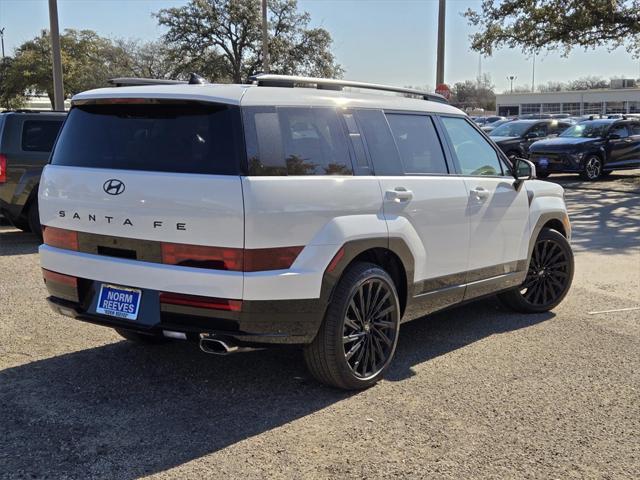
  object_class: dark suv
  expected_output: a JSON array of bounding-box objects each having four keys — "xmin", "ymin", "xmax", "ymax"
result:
[
  {"xmin": 489, "ymin": 119, "xmax": 573, "ymax": 163},
  {"xmin": 0, "ymin": 111, "xmax": 66, "ymax": 235},
  {"xmin": 529, "ymin": 119, "xmax": 640, "ymax": 180}
]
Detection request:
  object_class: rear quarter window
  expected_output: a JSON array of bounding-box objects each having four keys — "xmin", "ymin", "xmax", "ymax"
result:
[
  {"xmin": 244, "ymin": 106, "xmax": 353, "ymax": 176},
  {"xmin": 22, "ymin": 120, "xmax": 63, "ymax": 152},
  {"xmin": 51, "ymin": 102, "xmax": 243, "ymax": 175}
]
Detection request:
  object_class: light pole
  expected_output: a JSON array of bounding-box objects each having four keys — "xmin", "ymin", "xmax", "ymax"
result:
[
  {"xmin": 507, "ymin": 75, "xmax": 516, "ymax": 93},
  {"xmin": 435, "ymin": 0, "xmax": 446, "ymax": 86},
  {"xmin": 48, "ymin": 0, "xmax": 64, "ymax": 111},
  {"xmin": 261, "ymin": 0, "xmax": 269, "ymax": 73},
  {"xmin": 0, "ymin": 28, "xmax": 5, "ymax": 58}
]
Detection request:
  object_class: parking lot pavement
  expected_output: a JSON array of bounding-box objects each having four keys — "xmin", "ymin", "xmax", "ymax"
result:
[{"xmin": 1, "ymin": 172, "xmax": 638, "ymax": 479}]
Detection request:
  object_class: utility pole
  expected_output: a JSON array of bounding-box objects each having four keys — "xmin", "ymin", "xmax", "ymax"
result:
[
  {"xmin": 435, "ymin": 0, "xmax": 446, "ymax": 86},
  {"xmin": 0, "ymin": 28, "xmax": 5, "ymax": 58},
  {"xmin": 531, "ymin": 54, "xmax": 536, "ymax": 93},
  {"xmin": 507, "ymin": 75, "xmax": 516, "ymax": 93},
  {"xmin": 261, "ymin": 0, "xmax": 270, "ymax": 73},
  {"xmin": 48, "ymin": 0, "xmax": 65, "ymax": 111}
]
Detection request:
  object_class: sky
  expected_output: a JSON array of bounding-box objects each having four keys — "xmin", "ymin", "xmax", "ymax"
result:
[{"xmin": 1, "ymin": 0, "xmax": 639, "ymax": 93}]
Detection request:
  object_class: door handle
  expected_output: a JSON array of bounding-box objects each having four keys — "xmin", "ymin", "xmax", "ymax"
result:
[
  {"xmin": 386, "ymin": 187, "xmax": 413, "ymax": 202},
  {"xmin": 470, "ymin": 186, "xmax": 490, "ymax": 200}
]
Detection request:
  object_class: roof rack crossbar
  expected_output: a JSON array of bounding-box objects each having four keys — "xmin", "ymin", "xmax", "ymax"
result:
[
  {"xmin": 108, "ymin": 77, "xmax": 188, "ymax": 87},
  {"xmin": 249, "ymin": 74, "xmax": 448, "ymax": 104}
]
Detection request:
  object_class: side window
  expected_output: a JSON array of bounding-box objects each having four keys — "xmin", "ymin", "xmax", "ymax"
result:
[
  {"xmin": 22, "ymin": 120, "xmax": 63, "ymax": 152},
  {"xmin": 385, "ymin": 114, "xmax": 448, "ymax": 174},
  {"xmin": 354, "ymin": 109, "xmax": 403, "ymax": 175},
  {"xmin": 440, "ymin": 116, "xmax": 504, "ymax": 176},
  {"xmin": 529, "ymin": 123, "xmax": 548, "ymax": 137},
  {"xmin": 244, "ymin": 107, "xmax": 352, "ymax": 176},
  {"xmin": 551, "ymin": 122, "xmax": 571, "ymax": 135},
  {"xmin": 610, "ymin": 124, "xmax": 630, "ymax": 138},
  {"xmin": 629, "ymin": 123, "xmax": 640, "ymax": 135}
]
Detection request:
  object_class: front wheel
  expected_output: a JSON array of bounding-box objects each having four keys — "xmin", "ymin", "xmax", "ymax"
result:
[
  {"xmin": 580, "ymin": 155, "xmax": 602, "ymax": 181},
  {"xmin": 499, "ymin": 228, "xmax": 574, "ymax": 313},
  {"xmin": 304, "ymin": 262, "xmax": 401, "ymax": 390}
]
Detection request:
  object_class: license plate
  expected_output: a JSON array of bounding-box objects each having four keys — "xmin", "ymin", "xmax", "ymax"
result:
[
  {"xmin": 96, "ymin": 284, "xmax": 142, "ymax": 320},
  {"xmin": 538, "ymin": 157, "xmax": 549, "ymax": 167}
]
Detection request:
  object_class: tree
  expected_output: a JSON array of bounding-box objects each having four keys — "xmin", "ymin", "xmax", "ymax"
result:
[
  {"xmin": 567, "ymin": 76, "xmax": 609, "ymax": 90},
  {"xmin": 155, "ymin": 0, "xmax": 342, "ymax": 83},
  {"xmin": 8, "ymin": 29, "xmax": 131, "ymax": 108},
  {"xmin": 0, "ymin": 57, "xmax": 26, "ymax": 110},
  {"xmin": 537, "ymin": 81, "xmax": 566, "ymax": 93},
  {"xmin": 465, "ymin": 0, "xmax": 640, "ymax": 57},
  {"xmin": 450, "ymin": 74, "xmax": 496, "ymax": 111}
]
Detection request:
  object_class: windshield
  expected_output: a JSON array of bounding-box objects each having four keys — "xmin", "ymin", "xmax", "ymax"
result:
[
  {"xmin": 489, "ymin": 122, "xmax": 532, "ymax": 137},
  {"xmin": 559, "ymin": 123, "xmax": 609, "ymax": 139}
]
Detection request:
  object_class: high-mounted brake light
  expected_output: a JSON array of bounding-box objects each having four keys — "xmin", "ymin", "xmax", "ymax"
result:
[
  {"xmin": 43, "ymin": 226, "xmax": 79, "ymax": 250},
  {"xmin": 161, "ymin": 243, "xmax": 244, "ymax": 271},
  {"xmin": 0, "ymin": 154, "xmax": 6, "ymax": 183},
  {"xmin": 159, "ymin": 292, "xmax": 242, "ymax": 312}
]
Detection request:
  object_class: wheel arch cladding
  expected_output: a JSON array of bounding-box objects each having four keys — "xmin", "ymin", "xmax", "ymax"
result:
[{"xmin": 319, "ymin": 238, "xmax": 414, "ymax": 319}]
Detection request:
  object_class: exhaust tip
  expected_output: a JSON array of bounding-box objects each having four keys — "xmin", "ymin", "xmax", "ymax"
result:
[{"xmin": 199, "ymin": 336, "xmax": 238, "ymax": 355}]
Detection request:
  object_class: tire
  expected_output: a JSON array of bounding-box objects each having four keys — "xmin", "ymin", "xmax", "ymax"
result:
[
  {"xmin": 580, "ymin": 155, "xmax": 602, "ymax": 181},
  {"xmin": 499, "ymin": 228, "xmax": 574, "ymax": 313},
  {"xmin": 536, "ymin": 171, "xmax": 550, "ymax": 179},
  {"xmin": 304, "ymin": 262, "xmax": 401, "ymax": 390},
  {"xmin": 27, "ymin": 198, "xmax": 42, "ymax": 239},
  {"xmin": 115, "ymin": 328, "xmax": 169, "ymax": 344}
]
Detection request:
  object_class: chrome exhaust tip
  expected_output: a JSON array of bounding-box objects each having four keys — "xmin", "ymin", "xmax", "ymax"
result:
[{"xmin": 199, "ymin": 335, "xmax": 257, "ymax": 355}]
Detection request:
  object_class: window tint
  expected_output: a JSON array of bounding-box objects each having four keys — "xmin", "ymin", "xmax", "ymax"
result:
[
  {"xmin": 22, "ymin": 120, "xmax": 63, "ymax": 152},
  {"xmin": 440, "ymin": 116, "xmax": 504, "ymax": 176},
  {"xmin": 354, "ymin": 109, "xmax": 403, "ymax": 175},
  {"xmin": 610, "ymin": 124, "xmax": 629, "ymax": 138},
  {"xmin": 245, "ymin": 107, "xmax": 352, "ymax": 175},
  {"xmin": 629, "ymin": 123, "xmax": 640, "ymax": 135},
  {"xmin": 385, "ymin": 114, "xmax": 447, "ymax": 174},
  {"xmin": 52, "ymin": 103, "xmax": 242, "ymax": 175}
]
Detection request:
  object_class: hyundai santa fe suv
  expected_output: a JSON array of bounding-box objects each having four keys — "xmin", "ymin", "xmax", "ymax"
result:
[{"xmin": 39, "ymin": 74, "xmax": 574, "ymax": 389}]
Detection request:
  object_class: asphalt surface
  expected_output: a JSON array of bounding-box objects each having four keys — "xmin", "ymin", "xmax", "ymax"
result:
[{"xmin": 1, "ymin": 171, "xmax": 639, "ymax": 479}]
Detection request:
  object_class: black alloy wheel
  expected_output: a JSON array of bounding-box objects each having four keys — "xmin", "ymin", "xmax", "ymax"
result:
[
  {"xmin": 581, "ymin": 155, "xmax": 602, "ymax": 181},
  {"xmin": 499, "ymin": 228, "xmax": 574, "ymax": 313},
  {"xmin": 304, "ymin": 262, "xmax": 401, "ymax": 390}
]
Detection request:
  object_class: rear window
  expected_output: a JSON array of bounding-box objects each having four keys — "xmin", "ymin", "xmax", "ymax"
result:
[
  {"xmin": 244, "ymin": 106, "xmax": 353, "ymax": 175},
  {"xmin": 51, "ymin": 103, "xmax": 242, "ymax": 175},
  {"xmin": 22, "ymin": 120, "xmax": 63, "ymax": 152}
]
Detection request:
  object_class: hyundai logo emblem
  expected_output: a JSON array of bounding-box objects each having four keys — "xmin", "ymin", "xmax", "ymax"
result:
[{"xmin": 103, "ymin": 179, "xmax": 126, "ymax": 196}]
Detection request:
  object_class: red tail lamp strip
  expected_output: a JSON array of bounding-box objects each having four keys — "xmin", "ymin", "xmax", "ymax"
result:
[
  {"xmin": 0, "ymin": 154, "xmax": 7, "ymax": 183},
  {"xmin": 161, "ymin": 243, "xmax": 244, "ymax": 271},
  {"xmin": 159, "ymin": 292, "xmax": 242, "ymax": 312},
  {"xmin": 326, "ymin": 247, "xmax": 345, "ymax": 273},
  {"xmin": 42, "ymin": 268, "xmax": 78, "ymax": 288},
  {"xmin": 243, "ymin": 246, "xmax": 304, "ymax": 272},
  {"xmin": 43, "ymin": 226, "xmax": 79, "ymax": 251}
]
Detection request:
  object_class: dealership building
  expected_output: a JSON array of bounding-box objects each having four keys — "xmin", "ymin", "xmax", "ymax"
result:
[{"xmin": 495, "ymin": 81, "xmax": 640, "ymax": 117}]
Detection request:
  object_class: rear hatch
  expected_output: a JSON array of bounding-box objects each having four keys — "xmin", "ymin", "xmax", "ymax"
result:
[{"xmin": 39, "ymin": 99, "xmax": 246, "ymax": 256}]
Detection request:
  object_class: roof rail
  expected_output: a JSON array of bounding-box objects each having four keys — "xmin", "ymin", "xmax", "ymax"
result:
[
  {"xmin": 249, "ymin": 74, "xmax": 448, "ymax": 104},
  {"xmin": 108, "ymin": 77, "xmax": 188, "ymax": 87}
]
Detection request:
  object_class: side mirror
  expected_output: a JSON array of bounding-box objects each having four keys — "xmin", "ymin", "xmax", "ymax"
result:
[
  {"xmin": 525, "ymin": 132, "xmax": 539, "ymax": 140},
  {"xmin": 514, "ymin": 158, "xmax": 536, "ymax": 182}
]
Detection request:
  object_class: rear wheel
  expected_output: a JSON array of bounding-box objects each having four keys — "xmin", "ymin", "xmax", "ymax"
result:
[
  {"xmin": 499, "ymin": 228, "xmax": 574, "ymax": 313},
  {"xmin": 304, "ymin": 262, "xmax": 401, "ymax": 390},
  {"xmin": 115, "ymin": 328, "xmax": 168, "ymax": 344},
  {"xmin": 580, "ymin": 155, "xmax": 602, "ymax": 181},
  {"xmin": 27, "ymin": 198, "xmax": 42, "ymax": 239}
]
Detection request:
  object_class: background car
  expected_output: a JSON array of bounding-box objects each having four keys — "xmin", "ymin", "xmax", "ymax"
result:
[
  {"xmin": 488, "ymin": 119, "xmax": 573, "ymax": 162},
  {"xmin": 481, "ymin": 118, "xmax": 513, "ymax": 133},
  {"xmin": 528, "ymin": 118, "xmax": 640, "ymax": 180},
  {"xmin": 0, "ymin": 110, "xmax": 66, "ymax": 236}
]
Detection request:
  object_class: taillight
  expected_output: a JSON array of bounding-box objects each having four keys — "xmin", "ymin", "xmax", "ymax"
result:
[
  {"xmin": 160, "ymin": 243, "xmax": 303, "ymax": 272},
  {"xmin": 161, "ymin": 243, "xmax": 243, "ymax": 271},
  {"xmin": 159, "ymin": 292, "xmax": 242, "ymax": 312},
  {"xmin": 43, "ymin": 226, "xmax": 79, "ymax": 250},
  {"xmin": 0, "ymin": 154, "xmax": 6, "ymax": 183},
  {"xmin": 243, "ymin": 246, "xmax": 304, "ymax": 272}
]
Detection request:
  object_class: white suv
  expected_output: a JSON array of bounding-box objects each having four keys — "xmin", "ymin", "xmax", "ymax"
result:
[{"xmin": 39, "ymin": 75, "xmax": 574, "ymax": 389}]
